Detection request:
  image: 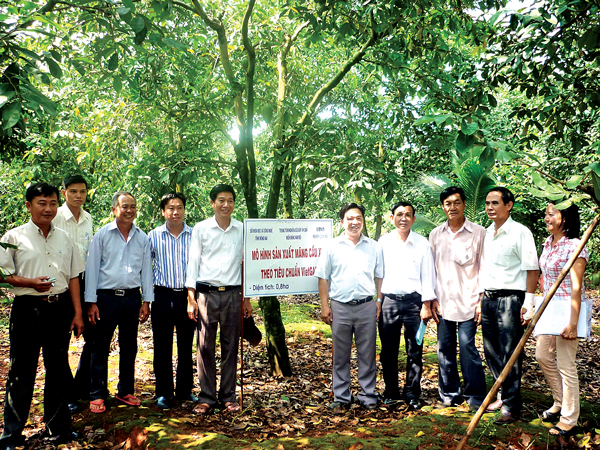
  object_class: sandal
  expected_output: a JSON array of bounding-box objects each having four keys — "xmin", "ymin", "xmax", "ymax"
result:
[
  {"xmin": 194, "ymin": 402, "xmax": 211, "ymax": 414},
  {"xmin": 549, "ymin": 425, "xmax": 577, "ymax": 438},
  {"xmin": 549, "ymin": 425, "xmax": 577, "ymax": 439},
  {"xmin": 541, "ymin": 410, "xmax": 560, "ymax": 422},
  {"xmin": 90, "ymin": 399, "xmax": 106, "ymax": 414},
  {"xmin": 116, "ymin": 394, "xmax": 141, "ymax": 406},
  {"xmin": 225, "ymin": 401, "xmax": 241, "ymax": 413}
]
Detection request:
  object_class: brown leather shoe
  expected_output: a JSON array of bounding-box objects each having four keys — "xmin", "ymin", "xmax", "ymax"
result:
[
  {"xmin": 485, "ymin": 399, "xmax": 503, "ymax": 412},
  {"xmin": 494, "ymin": 410, "xmax": 520, "ymax": 425}
]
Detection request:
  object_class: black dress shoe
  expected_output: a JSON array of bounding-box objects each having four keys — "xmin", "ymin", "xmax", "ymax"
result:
[
  {"xmin": 68, "ymin": 402, "xmax": 82, "ymax": 414},
  {"xmin": 494, "ymin": 410, "xmax": 520, "ymax": 425},
  {"xmin": 407, "ymin": 399, "xmax": 421, "ymax": 410},
  {"xmin": 156, "ymin": 396, "xmax": 171, "ymax": 410}
]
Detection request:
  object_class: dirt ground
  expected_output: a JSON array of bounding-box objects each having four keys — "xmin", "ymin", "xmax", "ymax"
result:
[{"xmin": 0, "ymin": 293, "xmax": 599, "ymax": 449}]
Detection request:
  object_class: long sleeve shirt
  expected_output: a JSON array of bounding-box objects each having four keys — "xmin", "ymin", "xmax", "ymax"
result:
[
  {"xmin": 185, "ymin": 216, "xmax": 243, "ymax": 288},
  {"xmin": 85, "ymin": 220, "xmax": 154, "ymax": 303}
]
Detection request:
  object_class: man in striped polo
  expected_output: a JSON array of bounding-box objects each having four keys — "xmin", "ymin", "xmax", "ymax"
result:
[{"xmin": 148, "ymin": 192, "xmax": 196, "ymax": 409}]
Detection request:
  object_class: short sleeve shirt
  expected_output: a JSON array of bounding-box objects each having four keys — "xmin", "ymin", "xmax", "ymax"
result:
[
  {"xmin": 539, "ymin": 235, "xmax": 589, "ymax": 301},
  {"xmin": 0, "ymin": 221, "xmax": 84, "ymax": 296},
  {"xmin": 479, "ymin": 217, "xmax": 539, "ymax": 291},
  {"xmin": 314, "ymin": 233, "xmax": 384, "ymax": 303}
]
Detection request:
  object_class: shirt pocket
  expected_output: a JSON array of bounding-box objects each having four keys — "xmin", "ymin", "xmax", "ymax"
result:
[
  {"xmin": 452, "ymin": 243, "xmax": 474, "ymax": 266},
  {"xmin": 491, "ymin": 242, "xmax": 515, "ymax": 267}
]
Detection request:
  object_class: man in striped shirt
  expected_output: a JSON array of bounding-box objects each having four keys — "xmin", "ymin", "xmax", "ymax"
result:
[{"xmin": 148, "ymin": 192, "xmax": 195, "ymax": 409}]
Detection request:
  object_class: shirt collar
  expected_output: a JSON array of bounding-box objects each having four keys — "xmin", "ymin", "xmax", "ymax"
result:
[
  {"xmin": 158, "ymin": 222, "xmax": 192, "ymax": 236},
  {"xmin": 208, "ymin": 215, "xmax": 238, "ymax": 232},
  {"xmin": 108, "ymin": 219, "xmax": 139, "ymax": 235},
  {"xmin": 443, "ymin": 218, "xmax": 473, "ymax": 234},
  {"xmin": 58, "ymin": 203, "xmax": 90, "ymax": 223},
  {"xmin": 488, "ymin": 216, "xmax": 514, "ymax": 236},
  {"xmin": 27, "ymin": 219, "xmax": 55, "ymax": 237}
]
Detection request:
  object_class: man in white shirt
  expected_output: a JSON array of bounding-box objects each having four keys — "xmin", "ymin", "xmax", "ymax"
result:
[
  {"xmin": 186, "ymin": 184, "xmax": 252, "ymax": 414},
  {"xmin": 428, "ymin": 186, "xmax": 486, "ymax": 410},
  {"xmin": 316, "ymin": 203, "xmax": 383, "ymax": 409},
  {"xmin": 478, "ymin": 186, "xmax": 539, "ymax": 424},
  {"xmin": 378, "ymin": 201, "xmax": 436, "ymax": 410},
  {"xmin": 52, "ymin": 174, "xmax": 93, "ymax": 413},
  {"xmin": 0, "ymin": 182, "xmax": 84, "ymax": 449}
]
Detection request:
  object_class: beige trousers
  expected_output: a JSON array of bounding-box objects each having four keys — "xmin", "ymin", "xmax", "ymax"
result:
[{"xmin": 535, "ymin": 335, "xmax": 579, "ymax": 426}]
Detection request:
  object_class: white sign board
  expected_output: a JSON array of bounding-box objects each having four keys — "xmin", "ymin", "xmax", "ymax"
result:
[{"xmin": 243, "ymin": 219, "xmax": 333, "ymax": 297}]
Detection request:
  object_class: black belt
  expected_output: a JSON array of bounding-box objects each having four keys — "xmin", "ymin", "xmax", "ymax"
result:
[
  {"xmin": 97, "ymin": 288, "xmax": 140, "ymax": 297},
  {"xmin": 16, "ymin": 292, "xmax": 69, "ymax": 304},
  {"xmin": 196, "ymin": 282, "xmax": 239, "ymax": 293},
  {"xmin": 483, "ymin": 289, "xmax": 524, "ymax": 299},
  {"xmin": 154, "ymin": 285, "xmax": 186, "ymax": 293},
  {"xmin": 384, "ymin": 292, "xmax": 420, "ymax": 301},
  {"xmin": 345, "ymin": 296, "xmax": 372, "ymax": 305}
]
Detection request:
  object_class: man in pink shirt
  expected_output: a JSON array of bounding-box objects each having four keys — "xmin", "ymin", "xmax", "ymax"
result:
[{"xmin": 428, "ymin": 186, "xmax": 487, "ymax": 410}]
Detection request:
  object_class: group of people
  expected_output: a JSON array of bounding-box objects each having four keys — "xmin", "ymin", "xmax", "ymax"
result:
[
  {"xmin": 316, "ymin": 186, "xmax": 588, "ymax": 439},
  {"xmin": 0, "ymin": 178, "xmax": 588, "ymax": 449},
  {"xmin": 0, "ymin": 177, "xmax": 248, "ymax": 450}
]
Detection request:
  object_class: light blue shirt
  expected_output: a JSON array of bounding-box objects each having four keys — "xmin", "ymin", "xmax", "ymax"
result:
[
  {"xmin": 85, "ymin": 220, "xmax": 154, "ymax": 303},
  {"xmin": 314, "ymin": 233, "xmax": 384, "ymax": 303},
  {"xmin": 148, "ymin": 223, "xmax": 192, "ymax": 289}
]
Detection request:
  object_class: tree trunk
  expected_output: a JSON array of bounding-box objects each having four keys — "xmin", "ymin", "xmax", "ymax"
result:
[{"xmin": 258, "ymin": 296, "xmax": 292, "ymax": 376}]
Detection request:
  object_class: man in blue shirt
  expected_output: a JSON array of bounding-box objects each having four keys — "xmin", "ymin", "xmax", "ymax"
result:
[
  {"xmin": 85, "ymin": 191, "xmax": 154, "ymax": 413},
  {"xmin": 148, "ymin": 192, "xmax": 195, "ymax": 409}
]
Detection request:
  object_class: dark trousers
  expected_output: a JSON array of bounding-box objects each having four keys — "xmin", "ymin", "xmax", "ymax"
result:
[
  {"xmin": 481, "ymin": 291, "xmax": 525, "ymax": 414},
  {"xmin": 196, "ymin": 288, "xmax": 241, "ymax": 406},
  {"xmin": 378, "ymin": 293, "xmax": 422, "ymax": 401},
  {"xmin": 437, "ymin": 316, "xmax": 486, "ymax": 407},
  {"xmin": 0, "ymin": 295, "xmax": 73, "ymax": 447},
  {"xmin": 69, "ymin": 272, "xmax": 93, "ymax": 402},
  {"xmin": 151, "ymin": 287, "xmax": 195, "ymax": 399},
  {"xmin": 89, "ymin": 291, "xmax": 141, "ymax": 400}
]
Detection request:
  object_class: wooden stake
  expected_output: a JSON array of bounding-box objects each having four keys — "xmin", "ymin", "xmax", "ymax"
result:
[{"xmin": 457, "ymin": 214, "xmax": 599, "ymax": 450}]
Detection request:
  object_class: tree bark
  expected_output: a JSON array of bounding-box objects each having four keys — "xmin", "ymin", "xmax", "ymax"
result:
[{"xmin": 258, "ymin": 296, "xmax": 292, "ymax": 376}]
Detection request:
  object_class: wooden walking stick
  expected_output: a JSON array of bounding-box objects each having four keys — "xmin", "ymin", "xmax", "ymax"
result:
[{"xmin": 457, "ymin": 214, "xmax": 599, "ymax": 450}]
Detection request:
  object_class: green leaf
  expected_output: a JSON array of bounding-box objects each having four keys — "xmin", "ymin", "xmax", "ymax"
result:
[
  {"xmin": 162, "ymin": 38, "xmax": 188, "ymax": 51},
  {"xmin": 414, "ymin": 115, "xmax": 436, "ymax": 126},
  {"xmin": 434, "ymin": 114, "xmax": 454, "ymax": 125},
  {"xmin": 456, "ymin": 132, "xmax": 475, "ymax": 153},
  {"xmin": 134, "ymin": 27, "xmax": 148, "ymax": 45},
  {"xmin": 592, "ymin": 172, "xmax": 600, "ymax": 203},
  {"xmin": 2, "ymin": 102, "xmax": 22, "ymax": 130},
  {"xmin": 565, "ymin": 175, "xmax": 583, "ymax": 189},
  {"xmin": 107, "ymin": 52, "xmax": 119, "ymax": 71},
  {"xmin": 46, "ymin": 58, "xmax": 63, "ymax": 78},
  {"xmin": 122, "ymin": 0, "xmax": 136, "ymax": 13},
  {"xmin": 553, "ymin": 199, "xmax": 572, "ymax": 210},
  {"xmin": 113, "ymin": 75, "xmax": 122, "ymax": 92},
  {"xmin": 461, "ymin": 120, "xmax": 479, "ymax": 135},
  {"xmin": 130, "ymin": 16, "xmax": 145, "ymax": 33},
  {"xmin": 0, "ymin": 90, "xmax": 15, "ymax": 108},
  {"xmin": 479, "ymin": 145, "xmax": 495, "ymax": 170}
]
